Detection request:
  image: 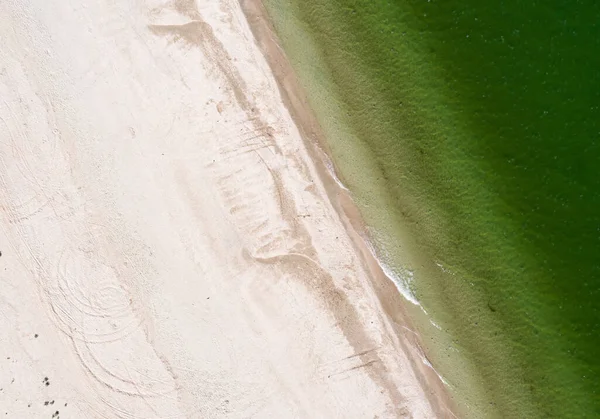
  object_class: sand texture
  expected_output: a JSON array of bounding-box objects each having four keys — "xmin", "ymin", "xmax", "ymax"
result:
[{"xmin": 0, "ymin": 0, "xmax": 447, "ymax": 417}]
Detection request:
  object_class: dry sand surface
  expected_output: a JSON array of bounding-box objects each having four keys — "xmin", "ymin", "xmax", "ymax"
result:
[{"xmin": 0, "ymin": 0, "xmax": 450, "ymax": 417}]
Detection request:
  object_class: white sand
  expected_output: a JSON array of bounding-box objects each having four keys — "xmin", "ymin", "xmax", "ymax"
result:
[{"xmin": 0, "ymin": 0, "xmax": 445, "ymax": 417}]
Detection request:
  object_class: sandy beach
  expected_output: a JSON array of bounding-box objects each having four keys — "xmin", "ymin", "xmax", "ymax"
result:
[{"xmin": 0, "ymin": 0, "xmax": 451, "ymax": 417}]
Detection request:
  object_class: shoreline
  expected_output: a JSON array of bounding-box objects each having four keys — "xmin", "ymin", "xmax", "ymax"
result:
[
  {"xmin": 1, "ymin": 0, "xmax": 455, "ymax": 416},
  {"xmin": 240, "ymin": 0, "xmax": 456, "ymax": 416}
]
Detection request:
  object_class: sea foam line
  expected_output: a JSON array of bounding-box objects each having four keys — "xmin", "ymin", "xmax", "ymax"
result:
[
  {"xmin": 362, "ymin": 236, "xmax": 421, "ymax": 306},
  {"xmin": 321, "ymin": 149, "xmax": 349, "ymax": 191},
  {"xmin": 421, "ymin": 355, "xmax": 451, "ymax": 388}
]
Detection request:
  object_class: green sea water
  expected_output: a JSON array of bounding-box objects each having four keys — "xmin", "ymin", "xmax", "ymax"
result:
[{"xmin": 263, "ymin": 0, "xmax": 600, "ymax": 417}]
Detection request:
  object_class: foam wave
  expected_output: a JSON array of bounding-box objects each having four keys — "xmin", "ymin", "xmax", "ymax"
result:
[
  {"xmin": 362, "ymin": 237, "xmax": 421, "ymax": 306},
  {"xmin": 321, "ymin": 149, "xmax": 349, "ymax": 191},
  {"xmin": 421, "ymin": 356, "xmax": 451, "ymax": 388}
]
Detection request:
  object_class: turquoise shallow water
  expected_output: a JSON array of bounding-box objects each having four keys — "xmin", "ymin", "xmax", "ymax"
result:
[{"xmin": 264, "ymin": 0, "xmax": 600, "ymax": 416}]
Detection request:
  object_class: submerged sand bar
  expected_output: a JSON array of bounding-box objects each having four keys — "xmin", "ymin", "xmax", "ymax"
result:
[{"xmin": 0, "ymin": 0, "xmax": 447, "ymax": 417}]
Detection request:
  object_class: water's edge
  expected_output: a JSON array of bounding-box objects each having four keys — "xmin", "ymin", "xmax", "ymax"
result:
[
  {"xmin": 248, "ymin": 1, "xmax": 507, "ymax": 417},
  {"xmin": 240, "ymin": 0, "xmax": 459, "ymax": 416}
]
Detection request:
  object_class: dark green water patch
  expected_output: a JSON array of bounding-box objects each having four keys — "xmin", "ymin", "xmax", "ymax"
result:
[{"xmin": 265, "ymin": 0, "xmax": 600, "ymax": 417}]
